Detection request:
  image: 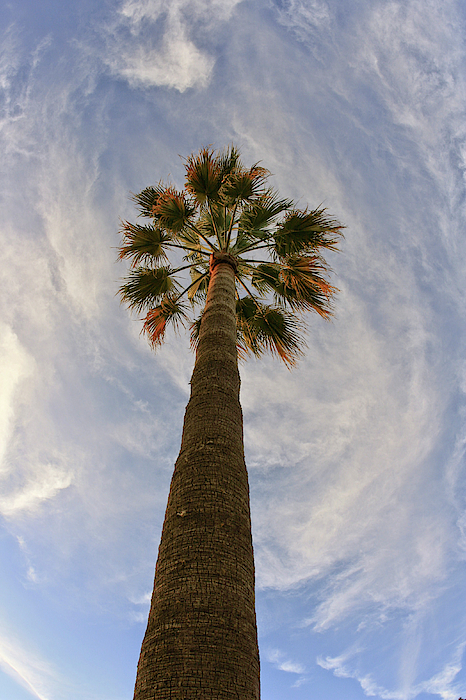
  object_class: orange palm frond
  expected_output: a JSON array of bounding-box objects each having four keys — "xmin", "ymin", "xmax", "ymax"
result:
[
  {"xmin": 273, "ymin": 207, "xmax": 344, "ymax": 257},
  {"xmin": 220, "ymin": 165, "xmax": 270, "ymax": 204},
  {"xmin": 236, "ymin": 297, "xmax": 304, "ymax": 368},
  {"xmin": 185, "ymin": 147, "xmax": 224, "ymax": 204},
  {"xmin": 131, "ymin": 184, "xmax": 165, "ymax": 218},
  {"xmin": 143, "ymin": 296, "xmax": 189, "ymax": 348},
  {"xmin": 153, "ymin": 188, "xmax": 196, "ymax": 232}
]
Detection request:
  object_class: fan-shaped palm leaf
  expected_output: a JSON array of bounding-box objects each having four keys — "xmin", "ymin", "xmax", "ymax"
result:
[
  {"xmin": 143, "ymin": 295, "xmax": 189, "ymax": 348},
  {"xmin": 119, "ymin": 267, "xmax": 177, "ymax": 312},
  {"xmin": 252, "ymin": 256, "xmax": 336, "ymax": 317},
  {"xmin": 220, "ymin": 165, "xmax": 269, "ymax": 205},
  {"xmin": 237, "ymin": 191, "xmax": 292, "ymax": 239},
  {"xmin": 273, "ymin": 208, "xmax": 343, "ymax": 257},
  {"xmin": 236, "ymin": 297, "xmax": 304, "ymax": 367},
  {"xmin": 184, "ymin": 145, "xmax": 241, "ymax": 207},
  {"xmin": 153, "ymin": 188, "xmax": 196, "ymax": 232},
  {"xmin": 131, "ymin": 184, "xmax": 165, "ymax": 218},
  {"xmin": 188, "ymin": 267, "xmax": 210, "ymax": 303},
  {"xmin": 118, "ymin": 221, "xmax": 171, "ymax": 266}
]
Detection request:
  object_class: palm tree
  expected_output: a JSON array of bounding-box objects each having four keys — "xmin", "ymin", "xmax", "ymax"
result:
[{"xmin": 119, "ymin": 146, "xmax": 343, "ymax": 700}]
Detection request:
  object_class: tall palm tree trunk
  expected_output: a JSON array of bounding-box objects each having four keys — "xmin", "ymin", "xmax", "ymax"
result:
[{"xmin": 133, "ymin": 259, "xmax": 260, "ymax": 700}]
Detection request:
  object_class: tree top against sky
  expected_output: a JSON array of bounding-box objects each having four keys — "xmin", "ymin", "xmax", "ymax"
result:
[{"xmin": 118, "ymin": 145, "xmax": 344, "ymax": 366}]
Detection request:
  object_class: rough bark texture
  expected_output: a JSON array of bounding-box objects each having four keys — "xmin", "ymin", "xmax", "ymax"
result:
[{"xmin": 133, "ymin": 261, "xmax": 260, "ymax": 700}]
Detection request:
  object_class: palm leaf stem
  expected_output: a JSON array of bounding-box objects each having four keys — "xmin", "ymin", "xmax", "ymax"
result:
[
  {"xmin": 170, "ymin": 262, "xmax": 203, "ymax": 275},
  {"xmin": 184, "ymin": 221, "xmax": 217, "ymax": 252},
  {"xmin": 234, "ymin": 242, "xmax": 273, "ymax": 256},
  {"xmin": 172, "ymin": 271, "xmax": 210, "ymax": 304},
  {"xmin": 225, "ymin": 201, "xmax": 239, "ymax": 249},
  {"xmin": 164, "ymin": 242, "xmax": 211, "ymax": 257},
  {"xmin": 207, "ymin": 200, "xmax": 222, "ymax": 248},
  {"xmin": 236, "ymin": 276, "xmax": 264, "ymax": 313},
  {"xmin": 239, "ymin": 259, "xmax": 275, "ymax": 264}
]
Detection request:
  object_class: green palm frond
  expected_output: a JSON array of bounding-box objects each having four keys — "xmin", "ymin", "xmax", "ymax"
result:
[
  {"xmin": 252, "ymin": 256, "xmax": 336, "ymax": 317},
  {"xmin": 273, "ymin": 208, "xmax": 344, "ymax": 257},
  {"xmin": 228, "ymin": 228, "xmax": 252, "ymax": 256},
  {"xmin": 236, "ymin": 297, "xmax": 304, "ymax": 367},
  {"xmin": 131, "ymin": 184, "xmax": 165, "ymax": 218},
  {"xmin": 220, "ymin": 165, "xmax": 270, "ymax": 205},
  {"xmin": 153, "ymin": 188, "xmax": 196, "ymax": 232},
  {"xmin": 118, "ymin": 221, "xmax": 171, "ymax": 266},
  {"xmin": 185, "ymin": 147, "xmax": 225, "ymax": 204},
  {"xmin": 119, "ymin": 267, "xmax": 177, "ymax": 313},
  {"xmin": 235, "ymin": 258, "xmax": 258, "ymax": 281},
  {"xmin": 175, "ymin": 227, "xmax": 202, "ymax": 251},
  {"xmin": 189, "ymin": 314, "xmax": 203, "ymax": 350},
  {"xmin": 196, "ymin": 205, "xmax": 224, "ymax": 241},
  {"xmin": 215, "ymin": 145, "xmax": 241, "ymax": 179},
  {"xmin": 143, "ymin": 296, "xmax": 189, "ymax": 348},
  {"xmin": 250, "ymin": 262, "xmax": 281, "ymax": 294},
  {"xmin": 237, "ymin": 191, "xmax": 292, "ymax": 239}
]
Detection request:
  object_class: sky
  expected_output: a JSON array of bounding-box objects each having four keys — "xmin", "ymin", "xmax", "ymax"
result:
[{"xmin": 0, "ymin": 0, "xmax": 465, "ymax": 699}]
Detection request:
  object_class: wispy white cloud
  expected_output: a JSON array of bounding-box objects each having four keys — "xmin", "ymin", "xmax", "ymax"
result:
[
  {"xmin": 225, "ymin": 4, "xmax": 466, "ymax": 653},
  {"xmin": 103, "ymin": 0, "xmax": 242, "ymax": 90},
  {"xmin": 0, "ymin": 627, "xmax": 59, "ymax": 700},
  {"xmin": 0, "ymin": 464, "xmax": 73, "ymax": 518},
  {"xmin": 353, "ymin": 0, "xmax": 466, "ymax": 232},
  {"xmin": 267, "ymin": 648, "xmax": 305, "ymax": 675},
  {"xmin": 245, "ymin": 282, "xmax": 444, "ymax": 608},
  {"xmin": 317, "ymin": 641, "xmax": 465, "ymax": 700},
  {"xmin": 0, "ymin": 324, "xmax": 35, "ymax": 468},
  {"xmin": 276, "ymin": 0, "xmax": 331, "ymax": 40}
]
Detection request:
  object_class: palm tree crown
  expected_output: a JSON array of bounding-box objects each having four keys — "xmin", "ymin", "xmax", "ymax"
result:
[{"xmin": 119, "ymin": 146, "xmax": 343, "ymax": 366}]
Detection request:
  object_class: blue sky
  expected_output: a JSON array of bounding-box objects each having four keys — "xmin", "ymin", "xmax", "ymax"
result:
[{"xmin": 0, "ymin": 0, "xmax": 465, "ymax": 698}]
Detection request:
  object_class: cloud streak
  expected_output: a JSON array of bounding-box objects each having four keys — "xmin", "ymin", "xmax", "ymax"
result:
[
  {"xmin": 317, "ymin": 641, "xmax": 465, "ymax": 700},
  {"xmin": 0, "ymin": 628, "xmax": 59, "ymax": 700},
  {"xmin": 103, "ymin": 0, "xmax": 243, "ymax": 90}
]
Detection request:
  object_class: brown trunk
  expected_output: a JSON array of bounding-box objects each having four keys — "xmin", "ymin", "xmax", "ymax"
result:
[{"xmin": 133, "ymin": 261, "xmax": 260, "ymax": 700}]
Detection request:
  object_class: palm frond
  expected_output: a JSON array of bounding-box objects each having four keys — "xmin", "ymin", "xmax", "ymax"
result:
[
  {"xmin": 185, "ymin": 147, "xmax": 224, "ymax": 205},
  {"xmin": 235, "ymin": 259, "xmax": 259, "ymax": 281},
  {"xmin": 143, "ymin": 296, "xmax": 189, "ymax": 348},
  {"xmin": 215, "ymin": 145, "xmax": 241, "ymax": 179},
  {"xmin": 131, "ymin": 184, "xmax": 165, "ymax": 218},
  {"xmin": 119, "ymin": 267, "xmax": 177, "ymax": 313},
  {"xmin": 174, "ymin": 227, "xmax": 202, "ymax": 252},
  {"xmin": 273, "ymin": 207, "xmax": 344, "ymax": 257},
  {"xmin": 153, "ymin": 188, "xmax": 196, "ymax": 232},
  {"xmin": 237, "ymin": 190, "xmax": 292, "ymax": 239},
  {"xmin": 280, "ymin": 255, "xmax": 336, "ymax": 316},
  {"xmin": 118, "ymin": 221, "xmax": 171, "ymax": 267},
  {"xmin": 196, "ymin": 205, "xmax": 225, "ymax": 242},
  {"xmin": 220, "ymin": 164, "xmax": 270, "ymax": 205},
  {"xmin": 236, "ymin": 297, "xmax": 304, "ymax": 367},
  {"xmin": 189, "ymin": 313, "xmax": 203, "ymax": 350},
  {"xmin": 229, "ymin": 228, "xmax": 254, "ymax": 256},
  {"xmin": 250, "ymin": 262, "xmax": 281, "ymax": 294},
  {"xmin": 188, "ymin": 267, "xmax": 210, "ymax": 303},
  {"xmin": 252, "ymin": 256, "xmax": 337, "ymax": 317}
]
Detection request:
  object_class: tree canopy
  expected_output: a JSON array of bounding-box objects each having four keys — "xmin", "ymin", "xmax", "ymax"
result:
[{"xmin": 119, "ymin": 146, "xmax": 344, "ymax": 366}]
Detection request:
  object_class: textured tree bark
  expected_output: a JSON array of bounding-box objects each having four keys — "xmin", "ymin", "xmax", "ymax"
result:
[{"xmin": 133, "ymin": 260, "xmax": 260, "ymax": 700}]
